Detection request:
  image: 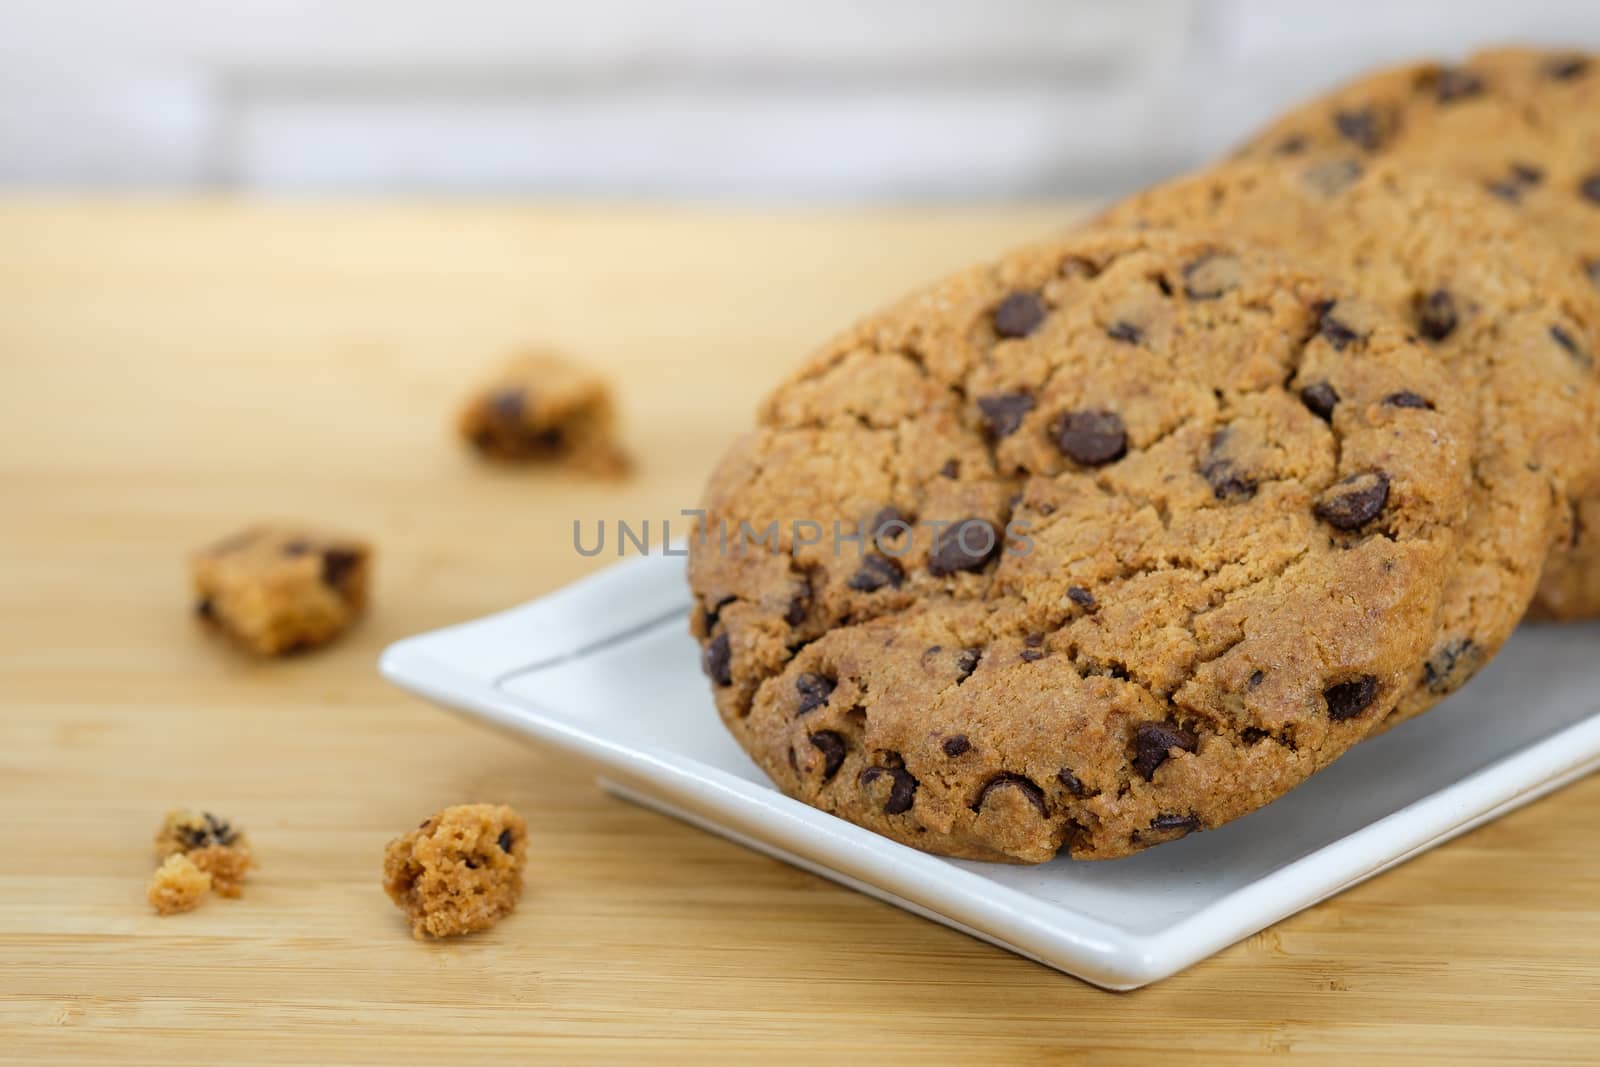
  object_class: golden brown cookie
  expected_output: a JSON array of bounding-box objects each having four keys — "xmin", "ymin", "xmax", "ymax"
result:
[
  {"xmin": 1099, "ymin": 158, "xmax": 1600, "ymax": 721},
  {"xmin": 690, "ymin": 228, "xmax": 1475, "ymax": 862},
  {"xmin": 458, "ymin": 352, "xmax": 630, "ymax": 476},
  {"xmin": 382, "ymin": 804, "xmax": 529, "ymax": 938},
  {"xmin": 191, "ymin": 525, "xmax": 371, "ymax": 656},
  {"xmin": 1234, "ymin": 48, "xmax": 1600, "ymax": 618}
]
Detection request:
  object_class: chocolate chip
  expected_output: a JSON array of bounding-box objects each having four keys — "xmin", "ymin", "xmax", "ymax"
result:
[
  {"xmin": 1314, "ymin": 472, "xmax": 1390, "ymax": 530},
  {"xmin": 1416, "ymin": 289, "xmax": 1458, "ymax": 341},
  {"xmin": 1512, "ymin": 162, "xmax": 1545, "ymax": 185},
  {"xmin": 702, "ymin": 632, "xmax": 732, "ymax": 687},
  {"xmin": 1423, "ymin": 637, "xmax": 1480, "ymax": 695},
  {"xmin": 1550, "ymin": 324, "xmax": 1593, "ymax": 368},
  {"xmin": 1299, "ymin": 381, "xmax": 1340, "ymax": 421},
  {"xmin": 462, "ymin": 856, "xmax": 478, "ymax": 869},
  {"xmin": 1132, "ymin": 721, "xmax": 1198, "ymax": 780},
  {"xmin": 282, "ymin": 539, "xmax": 312, "ymax": 557},
  {"xmin": 993, "ymin": 291, "xmax": 1048, "ymax": 339},
  {"xmin": 497, "ymin": 829, "xmax": 513, "ymax": 852},
  {"xmin": 320, "ymin": 549, "xmax": 360, "ymax": 589},
  {"xmin": 1275, "ymin": 134, "xmax": 1308, "ymax": 156},
  {"xmin": 939, "ymin": 458, "xmax": 960, "ymax": 480},
  {"xmin": 795, "ymin": 671, "xmax": 836, "ymax": 715},
  {"xmin": 1052, "ymin": 410, "xmax": 1127, "ymax": 466},
  {"xmin": 871, "ymin": 506, "xmax": 913, "ymax": 545},
  {"xmin": 1106, "ymin": 320, "xmax": 1143, "ymax": 344},
  {"xmin": 809, "ymin": 731, "xmax": 846, "ymax": 781},
  {"xmin": 1384, "ymin": 391, "xmax": 1434, "ymax": 409},
  {"xmin": 1019, "ymin": 649, "xmax": 1046, "ymax": 662},
  {"xmin": 1200, "ymin": 430, "xmax": 1256, "ymax": 502},
  {"xmin": 1057, "ymin": 768, "xmax": 1087, "ymax": 797},
  {"xmin": 1324, "ymin": 675, "xmax": 1380, "ymax": 721},
  {"xmin": 1148, "ymin": 812, "xmax": 1201, "ymax": 835},
  {"xmin": 1318, "ymin": 306, "xmax": 1363, "ymax": 350},
  {"xmin": 1248, "ymin": 670, "xmax": 1264, "ymax": 688},
  {"xmin": 1585, "ymin": 259, "xmax": 1600, "ymax": 289},
  {"xmin": 1241, "ymin": 726, "xmax": 1269, "ymax": 745},
  {"xmin": 785, "ymin": 576, "xmax": 811, "ymax": 626},
  {"xmin": 488, "ymin": 388, "xmax": 525, "ymax": 423},
  {"xmin": 847, "ymin": 553, "xmax": 904, "ymax": 592},
  {"xmin": 1544, "ymin": 54, "xmax": 1590, "ymax": 80},
  {"xmin": 1066, "ymin": 585, "xmax": 1095, "ymax": 609},
  {"xmin": 1182, "ymin": 253, "xmax": 1241, "ymax": 300},
  {"xmin": 977, "ymin": 392, "xmax": 1036, "ymax": 439},
  {"xmin": 927, "ymin": 518, "xmax": 1000, "ymax": 576},
  {"xmin": 954, "ymin": 647, "xmax": 982, "ymax": 682},
  {"xmin": 1333, "ymin": 107, "xmax": 1385, "ymax": 151},
  {"xmin": 195, "ymin": 598, "xmax": 215, "ymax": 620},
  {"xmin": 970, "ymin": 773, "xmax": 1047, "ymax": 817},
  {"xmin": 1581, "ymin": 173, "xmax": 1600, "ymax": 205},
  {"xmin": 943, "ymin": 735, "xmax": 971, "ymax": 757},
  {"xmin": 1433, "ymin": 67, "xmax": 1484, "ymax": 102},
  {"xmin": 860, "ymin": 765, "xmax": 918, "ymax": 814}
]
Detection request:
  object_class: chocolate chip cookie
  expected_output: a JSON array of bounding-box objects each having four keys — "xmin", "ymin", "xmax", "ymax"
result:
[
  {"xmin": 1099, "ymin": 159, "xmax": 1600, "ymax": 722},
  {"xmin": 458, "ymin": 351, "xmax": 630, "ymax": 476},
  {"xmin": 191, "ymin": 525, "xmax": 371, "ymax": 656},
  {"xmin": 382, "ymin": 804, "xmax": 528, "ymax": 938},
  {"xmin": 689, "ymin": 229, "xmax": 1474, "ymax": 862},
  {"xmin": 1233, "ymin": 48, "xmax": 1600, "ymax": 619}
]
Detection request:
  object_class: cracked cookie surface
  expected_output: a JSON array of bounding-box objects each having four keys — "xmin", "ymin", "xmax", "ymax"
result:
[
  {"xmin": 1233, "ymin": 47, "xmax": 1600, "ymax": 618},
  {"xmin": 1100, "ymin": 159, "xmax": 1600, "ymax": 721},
  {"xmin": 689, "ymin": 229, "xmax": 1474, "ymax": 862}
]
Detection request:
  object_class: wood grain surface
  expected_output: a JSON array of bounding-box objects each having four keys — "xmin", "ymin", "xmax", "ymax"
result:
[{"xmin": 2, "ymin": 200, "xmax": 1598, "ymax": 1065}]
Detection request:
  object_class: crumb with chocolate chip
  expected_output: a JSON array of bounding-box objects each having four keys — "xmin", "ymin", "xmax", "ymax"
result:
[
  {"xmin": 382, "ymin": 804, "xmax": 528, "ymax": 939},
  {"xmin": 458, "ymin": 352, "xmax": 630, "ymax": 476},
  {"xmin": 191, "ymin": 525, "xmax": 371, "ymax": 656},
  {"xmin": 154, "ymin": 809, "xmax": 253, "ymax": 897},
  {"xmin": 147, "ymin": 853, "xmax": 212, "ymax": 916}
]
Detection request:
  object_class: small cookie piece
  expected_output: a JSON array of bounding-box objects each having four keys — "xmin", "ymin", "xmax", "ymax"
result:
[
  {"xmin": 147, "ymin": 853, "xmax": 212, "ymax": 916},
  {"xmin": 382, "ymin": 804, "xmax": 528, "ymax": 939},
  {"xmin": 154, "ymin": 809, "xmax": 254, "ymax": 897},
  {"xmin": 191, "ymin": 525, "xmax": 371, "ymax": 656},
  {"xmin": 691, "ymin": 228, "xmax": 1474, "ymax": 862},
  {"xmin": 458, "ymin": 352, "xmax": 630, "ymax": 476}
]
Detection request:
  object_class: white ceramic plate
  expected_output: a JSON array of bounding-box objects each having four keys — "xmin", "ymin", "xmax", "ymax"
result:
[{"xmin": 380, "ymin": 552, "xmax": 1600, "ymax": 989}]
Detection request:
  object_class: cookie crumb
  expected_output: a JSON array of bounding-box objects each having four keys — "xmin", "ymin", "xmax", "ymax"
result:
[
  {"xmin": 458, "ymin": 352, "xmax": 630, "ymax": 476},
  {"xmin": 154, "ymin": 809, "xmax": 254, "ymax": 897},
  {"xmin": 382, "ymin": 804, "xmax": 528, "ymax": 939},
  {"xmin": 148, "ymin": 853, "xmax": 212, "ymax": 915},
  {"xmin": 191, "ymin": 525, "xmax": 372, "ymax": 656}
]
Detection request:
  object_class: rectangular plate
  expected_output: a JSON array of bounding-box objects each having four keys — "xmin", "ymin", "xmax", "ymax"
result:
[{"xmin": 380, "ymin": 552, "xmax": 1600, "ymax": 989}]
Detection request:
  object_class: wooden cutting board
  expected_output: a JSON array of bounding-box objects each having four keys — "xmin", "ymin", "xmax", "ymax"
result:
[{"xmin": 2, "ymin": 200, "xmax": 1597, "ymax": 1065}]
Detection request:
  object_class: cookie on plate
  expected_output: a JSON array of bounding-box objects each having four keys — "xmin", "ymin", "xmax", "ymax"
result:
[
  {"xmin": 1099, "ymin": 158, "xmax": 1600, "ymax": 723},
  {"xmin": 1233, "ymin": 48, "xmax": 1600, "ymax": 618},
  {"xmin": 689, "ymin": 229, "xmax": 1474, "ymax": 862}
]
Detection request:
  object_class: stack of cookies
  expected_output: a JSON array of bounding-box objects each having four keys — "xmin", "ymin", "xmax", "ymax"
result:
[{"xmin": 688, "ymin": 47, "xmax": 1600, "ymax": 864}]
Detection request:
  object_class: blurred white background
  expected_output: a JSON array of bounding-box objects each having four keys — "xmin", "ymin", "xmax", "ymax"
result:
[{"xmin": 2, "ymin": 0, "xmax": 1597, "ymax": 198}]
